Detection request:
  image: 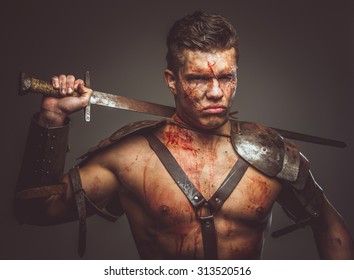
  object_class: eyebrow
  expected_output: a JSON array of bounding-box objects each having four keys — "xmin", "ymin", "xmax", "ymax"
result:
[{"xmin": 184, "ymin": 72, "xmax": 236, "ymax": 80}]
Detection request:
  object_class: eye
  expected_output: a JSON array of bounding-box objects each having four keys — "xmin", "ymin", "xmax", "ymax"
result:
[
  {"xmin": 219, "ymin": 75, "xmax": 234, "ymax": 82},
  {"xmin": 186, "ymin": 76, "xmax": 209, "ymax": 83}
]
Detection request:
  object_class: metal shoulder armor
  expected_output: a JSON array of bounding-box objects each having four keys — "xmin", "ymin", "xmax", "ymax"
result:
[{"xmin": 230, "ymin": 121, "xmax": 302, "ymax": 183}]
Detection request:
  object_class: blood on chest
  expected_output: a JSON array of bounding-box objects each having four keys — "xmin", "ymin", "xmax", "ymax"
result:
[
  {"xmin": 144, "ymin": 180, "xmax": 197, "ymax": 227},
  {"xmin": 221, "ymin": 173, "xmax": 280, "ymax": 222}
]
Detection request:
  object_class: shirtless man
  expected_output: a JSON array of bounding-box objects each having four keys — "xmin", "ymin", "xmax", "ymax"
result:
[{"xmin": 15, "ymin": 11, "xmax": 354, "ymax": 259}]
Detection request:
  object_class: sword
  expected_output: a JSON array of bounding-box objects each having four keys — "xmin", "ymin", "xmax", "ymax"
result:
[
  {"xmin": 19, "ymin": 72, "xmax": 346, "ymax": 148},
  {"xmin": 19, "ymin": 72, "xmax": 175, "ymax": 120}
]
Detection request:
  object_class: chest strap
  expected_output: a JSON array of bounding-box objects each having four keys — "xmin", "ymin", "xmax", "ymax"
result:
[{"xmin": 144, "ymin": 133, "xmax": 249, "ymax": 259}]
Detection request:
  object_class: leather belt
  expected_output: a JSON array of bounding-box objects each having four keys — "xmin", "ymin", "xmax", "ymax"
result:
[{"xmin": 144, "ymin": 133, "xmax": 249, "ymax": 259}]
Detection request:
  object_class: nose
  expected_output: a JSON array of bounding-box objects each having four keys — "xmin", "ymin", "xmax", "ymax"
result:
[{"xmin": 206, "ymin": 78, "xmax": 223, "ymax": 100}]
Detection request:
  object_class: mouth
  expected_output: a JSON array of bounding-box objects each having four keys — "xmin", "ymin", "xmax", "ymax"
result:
[{"xmin": 202, "ymin": 105, "xmax": 227, "ymax": 114}]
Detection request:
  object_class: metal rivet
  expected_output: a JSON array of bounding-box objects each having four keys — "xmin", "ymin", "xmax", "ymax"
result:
[
  {"xmin": 52, "ymin": 135, "xmax": 56, "ymax": 139},
  {"xmin": 215, "ymin": 197, "xmax": 221, "ymax": 203},
  {"xmin": 50, "ymin": 146, "xmax": 54, "ymax": 150},
  {"xmin": 262, "ymin": 147, "xmax": 267, "ymax": 152},
  {"xmin": 193, "ymin": 195, "xmax": 199, "ymax": 201},
  {"xmin": 205, "ymin": 221, "xmax": 211, "ymax": 228}
]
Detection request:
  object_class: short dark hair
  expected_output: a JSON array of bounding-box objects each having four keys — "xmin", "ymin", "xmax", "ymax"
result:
[{"xmin": 166, "ymin": 11, "xmax": 239, "ymax": 73}]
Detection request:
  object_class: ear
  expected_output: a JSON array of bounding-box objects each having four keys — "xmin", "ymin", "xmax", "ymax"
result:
[{"xmin": 164, "ymin": 69, "xmax": 177, "ymax": 96}]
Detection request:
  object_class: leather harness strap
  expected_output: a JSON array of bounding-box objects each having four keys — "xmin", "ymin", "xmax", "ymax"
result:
[
  {"xmin": 68, "ymin": 166, "xmax": 120, "ymax": 257},
  {"xmin": 69, "ymin": 166, "xmax": 87, "ymax": 258},
  {"xmin": 144, "ymin": 133, "xmax": 249, "ymax": 259}
]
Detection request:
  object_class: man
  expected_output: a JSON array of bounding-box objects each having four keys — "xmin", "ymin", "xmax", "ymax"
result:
[{"xmin": 15, "ymin": 11, "xmax": 354, "ymax": 259}]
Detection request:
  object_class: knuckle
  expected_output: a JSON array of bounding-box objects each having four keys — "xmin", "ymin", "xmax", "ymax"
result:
[
  {"xmin": 67, "ymin": 75, "xmax": 75, "ymax": 82},
  {"xmin": 51, "ymin": 76, "xmax": 59, "ymax": 88},
  {"xmin": 59, "ymin": 75, "xmax": 66, "ymax": 86}
]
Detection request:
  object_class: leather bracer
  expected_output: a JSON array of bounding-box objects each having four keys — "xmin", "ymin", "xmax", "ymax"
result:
[{"xmin": 16, "ymin": 114, "xmax": 69, "ymax": 200}]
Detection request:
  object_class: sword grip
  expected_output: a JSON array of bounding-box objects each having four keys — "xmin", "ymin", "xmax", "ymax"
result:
[{"xmin": 19, "ymin": 72, "xmax": 79, "ymax": 97}]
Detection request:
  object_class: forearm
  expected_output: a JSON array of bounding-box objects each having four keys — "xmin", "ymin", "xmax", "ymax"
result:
[
  {"xmin": 38, "ymin": 108, "xmax": 67, "ymax": 127},
  {"xmin": 311, "ymin": 197, "xmax": 354, "ymax": 259}
]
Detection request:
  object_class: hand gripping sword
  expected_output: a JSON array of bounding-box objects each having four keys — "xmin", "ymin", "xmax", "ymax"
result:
[{"xmin": 19, "ymin": 71, "xmax": 346, "ymax": 148}]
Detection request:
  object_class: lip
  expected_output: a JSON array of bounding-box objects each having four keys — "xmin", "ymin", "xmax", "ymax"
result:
[{"xmin": 202, "ymin": 105, "xmax": 227, "ymax": 114}]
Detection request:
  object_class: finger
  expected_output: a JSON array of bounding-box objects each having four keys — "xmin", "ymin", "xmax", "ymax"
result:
[
  {"xmin": 51, "ymin": 76, "xmax": 59, "ymax": 89},
  {"xmin": 66, "ymin": 75, "xmax": 75, "ymax": 95},
  {"xmin": 58, "ymin": 75, "xmax": 67, "ymax": 95},
  {"xmin": 74, "ymin": 79, "xmax": 84, "ymax": 91}
]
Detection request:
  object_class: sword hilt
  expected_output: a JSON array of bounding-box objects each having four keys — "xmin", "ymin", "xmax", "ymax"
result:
[
  {"xmin": 19, "ymin": 72, "xmax": 80, "ymax": 97},
  {"xmin": 20, "ymin": 72, "xmax": 92, "ymax": 122},
  {"xmin": 20, "ymin": 72, "xmax": 61, "ymax": 97}
]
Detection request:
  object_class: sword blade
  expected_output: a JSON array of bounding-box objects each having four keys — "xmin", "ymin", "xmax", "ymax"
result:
[
  {"xmin": 271, "ymin": 127, "xmax": 346, "ymax": 148},
  {"xmin": 19, "ymin": 72, "xmax": 347, "ymax": 148},
  {"xmin": 90, "ymin": 90, "xmax": 176, "ymax": 117}
]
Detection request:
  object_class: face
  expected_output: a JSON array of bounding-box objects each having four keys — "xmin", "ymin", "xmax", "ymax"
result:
[{"xmin": 165, "ymin": 48, "xmax": 237, "ymax": 131}]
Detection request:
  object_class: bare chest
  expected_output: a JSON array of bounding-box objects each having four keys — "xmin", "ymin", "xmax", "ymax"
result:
[{"xmin": 120, "ymin": 138, "xmax": 281, "ymax": 228}]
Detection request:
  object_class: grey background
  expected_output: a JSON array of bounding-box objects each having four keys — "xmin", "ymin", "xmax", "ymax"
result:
[{"xmin": 1, "ymin": 0, "xmax": 353, "ymax": 259}]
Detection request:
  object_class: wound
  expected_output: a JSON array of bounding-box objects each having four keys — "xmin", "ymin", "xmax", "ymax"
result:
[{"xmin": 207, "ymin": 61, "xmax": 217, "ymax": 78}]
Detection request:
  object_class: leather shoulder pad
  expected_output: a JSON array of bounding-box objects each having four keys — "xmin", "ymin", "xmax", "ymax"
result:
[
  {"xmin": 231, "ymin": 121, "xmax": 301, "ymax": 182},
  {"xmin": 79, "ymin": 119, "xmax": 167, "ymax": 160}
]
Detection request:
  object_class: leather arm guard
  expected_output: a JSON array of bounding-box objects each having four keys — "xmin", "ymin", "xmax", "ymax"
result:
[
  {"xmin": 15, "ymin": 114, "xmax": 70, "ymax": 202},
  {"xmin": 15, "ymin": 114, "xmax": 121, "ymax": 257}
]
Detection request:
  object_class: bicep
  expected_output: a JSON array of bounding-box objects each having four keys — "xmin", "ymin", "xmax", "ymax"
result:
[
  {"xmin": 43, "ymin": 160, "xmax": 119, "ymax": 223},
  {"xmin": 79, "ymin": 161, "xmax": 120, "ymax": 209}
]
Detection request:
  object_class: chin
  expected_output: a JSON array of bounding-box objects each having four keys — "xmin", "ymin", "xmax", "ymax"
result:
[{"xmin": 197, "ymin": 115, "xmax": 228, "ymax": 130}]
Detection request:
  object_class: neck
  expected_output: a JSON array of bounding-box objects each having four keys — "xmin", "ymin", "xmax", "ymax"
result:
[{"xmin": 159, "ymin": 115, "xmax": 232, "ymax": 151}]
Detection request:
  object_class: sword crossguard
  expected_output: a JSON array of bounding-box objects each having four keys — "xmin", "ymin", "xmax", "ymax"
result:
[{"xmin": 84, "ymin": 71, "xmax": 91, "ymax": 122}]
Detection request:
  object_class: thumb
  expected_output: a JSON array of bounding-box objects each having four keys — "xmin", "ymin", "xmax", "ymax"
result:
[{"xmin": 78, "ymin": 84, "xmax": 93, "ymax": 103}]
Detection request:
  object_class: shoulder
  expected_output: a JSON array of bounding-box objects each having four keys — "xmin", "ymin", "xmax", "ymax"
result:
[
  {"xmin": 230, "ymin": 121, "xmax": 302, "ymax": 182},
  {"xmin": 78, "ymin": 119, "xmax": 168, "ymax": 162}
]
